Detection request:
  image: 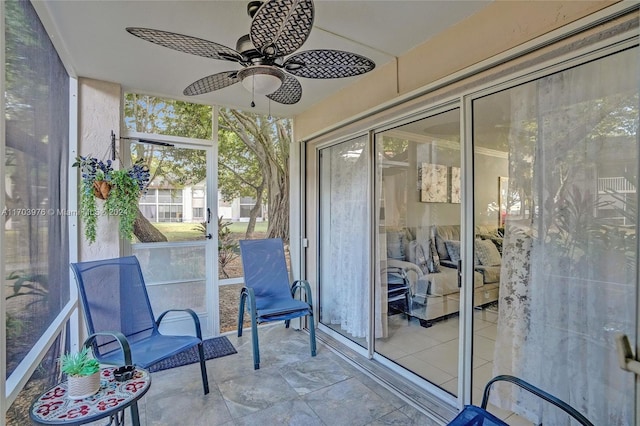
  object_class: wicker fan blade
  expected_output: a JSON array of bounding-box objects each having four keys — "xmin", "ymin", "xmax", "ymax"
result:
[
  {"xmin": 283, "ymin": 49, "xmax": 375, "ymax": 79},
  {"xmin": 127, "ymin": 27, "xmax": 243, "ymax": 62},
  {"xmin": 183, "ymin": 71, "xmax": 240, "ymax": 96},
  {"xmin": 250, "ymin": 0, "xmax": 314, "ymax": 57},
  {"xmin": 266, "ymin": 73, "xmax": 302, "ymax": 105}
]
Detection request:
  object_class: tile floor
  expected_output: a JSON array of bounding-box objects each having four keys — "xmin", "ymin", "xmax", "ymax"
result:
[
  {"xmin": 377, "ymin": 307, "xmax": 533, "ymax": 425},
  {"xmin": 115, "ymin": 324, "xmax": 447, "ymax": 426}
]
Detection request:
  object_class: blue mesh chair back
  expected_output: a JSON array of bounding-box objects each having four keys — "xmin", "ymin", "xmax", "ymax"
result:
[
  {"xmin": 70, "ymin": 256, "xmax": 209, "ymax": 396},
  {"xmin": 238, "ymin": 238, "xmax": 316, "ymax": 369},
  {"xmin": 72, "ymin": 256, "xmax": 157, "ymax": 357}
]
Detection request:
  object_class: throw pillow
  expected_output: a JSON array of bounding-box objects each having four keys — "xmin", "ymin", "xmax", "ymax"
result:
[
  {"xmin": 429, "ymin": 239, "xmax": 441, "ymax": 273},
  {"xmin": 386, "ymin": 231, "xmax": 406, "ymax": 260},
  {"xmin": 444, "ymin": 240, "xmax": 461, "ymax": 263},
  {"xmin": 414, "ymin": 242, "xmax": 429, "ymax": 274},
  {"xmin": 475, "ymin": 239, "xmax": 502, "ymax": 266}
]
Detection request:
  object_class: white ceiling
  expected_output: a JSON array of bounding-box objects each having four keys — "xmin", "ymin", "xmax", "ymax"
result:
[{"xmin": 34, "ymin": 0, "xmax": 491, "ymax": 117}]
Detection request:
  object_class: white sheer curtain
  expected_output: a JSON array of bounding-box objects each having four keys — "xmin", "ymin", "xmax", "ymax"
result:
[
  {"xmin": 492, "ymin": 49, "xmax": 638, "ymax": 425},
  {"xmin": 320, "ymin": 136, "xmax": 375, "ymax": 339}
]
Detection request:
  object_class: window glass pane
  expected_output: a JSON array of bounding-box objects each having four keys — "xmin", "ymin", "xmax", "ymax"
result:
[
  {"xmin": 4, "ymin": 0, "xmax": 70, "ymax": 381},
  {"xmin": 474, "ymin": 48, "xmax": 638, "ymax": 424},
  {"xmin": 216, "ymin": 109, "xmax": 291, "ymax": 280},
  {"xmin": 374, "ymin": 109, "xmax": 462, "ymax": 395},
  {"xmin": 124, "ymin": 93, "xmax": 213, "ymax": 139}
]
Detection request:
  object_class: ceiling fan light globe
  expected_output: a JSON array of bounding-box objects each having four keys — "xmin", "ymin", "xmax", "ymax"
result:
[{"xmin": 238, "ymin": 66, "xmax": 284, "ymax": 95}]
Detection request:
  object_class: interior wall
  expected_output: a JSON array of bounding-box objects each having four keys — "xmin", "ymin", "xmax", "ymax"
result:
[
  {"xmin": 78, "ymin": 78, "xmax": 122, "ymax": 261},
  {"xmin": 475, "ymin": 152, "xmax": 508, "ymax": 227},
  {"xmin": 293, "ymin": 1, "xmax": 618, "ymax": 140}
]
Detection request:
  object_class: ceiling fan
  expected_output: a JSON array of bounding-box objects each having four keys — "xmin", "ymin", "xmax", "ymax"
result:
[{"xmin": 126, "ymin": 0, "xmax": 375, "ymax": 107}]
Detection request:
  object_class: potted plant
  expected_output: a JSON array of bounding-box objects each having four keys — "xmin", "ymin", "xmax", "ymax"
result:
[
  {"xmin": 73, "ymin": 156, "xmax": 150, "ymax": 243},
  {"xmin": 59, "ymin": 346, "xmax": 101, "ymax": 399}
]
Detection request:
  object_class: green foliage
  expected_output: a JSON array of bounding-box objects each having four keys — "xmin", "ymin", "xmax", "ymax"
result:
[
  {"xmin": 59, "ymin": 347, "xmax": 100, "ymax": 377},
  {"xmin": 105, "ymin": 169, "xmax": 142, "ymax": 241},
  {"xmin": 73, "ymin": 156, "xmax": 150, "ymax": 243},
  {"xmin": 218, "ymin": 217, "xmax": 239, "ymax": 278},
  {"xmin": 124, "ymin": 93, "xmax": 213, "ymax": 139},
  {"xmin": 6, "ymin": 270, "xmax": 48, "ymax": 307},
  {"xmin": 6, "ymin": 313, "xmax": 24, "ymax": 340}
]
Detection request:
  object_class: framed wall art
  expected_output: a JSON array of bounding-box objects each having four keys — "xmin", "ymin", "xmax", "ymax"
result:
[
  {"xmin": 421, "ymin": 163, "xmax": 448, "ymax": 203},
  {"xmin": 450, "ymin": 166, "xmax": 461, "ymax": 203}
]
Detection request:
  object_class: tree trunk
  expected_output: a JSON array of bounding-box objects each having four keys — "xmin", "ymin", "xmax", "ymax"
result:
[
  {"xmin": 245, "ymin": 185, "xmax": 264, "ymax": 239},
  {"xmin": 133, "ymin": 209, "xmax": 168, "ymax": 242},
  {"xmin": 266, "ymin": 173, "xmax": 289, "ymax": 241}
]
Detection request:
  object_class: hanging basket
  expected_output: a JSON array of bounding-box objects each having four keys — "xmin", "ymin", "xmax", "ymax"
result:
[
  {"xmin": 67, "ymin": 371, "xmax": 101, "ymax": 399},
  {"xmin": 92, "ymin": 180, "xmax": 111, "ymax": 200}
]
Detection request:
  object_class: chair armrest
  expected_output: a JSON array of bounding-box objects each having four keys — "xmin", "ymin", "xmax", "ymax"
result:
[
  {"xmin": 156, "ymin": 308, "xmax": 203, "ymax": 340},
  {"xmin": 481, "ymin": 375, "xmax": 594, "ymax": 426},
  {"xmin": 291, "ymin": 280, "xmax": 313, "ymax": 306},
  {"xmin": 386, "ymin": 259, "xmax": 424, "ymax": 277},
  {"xmin": 83, "ymin": 331, "xmax": 132, "ymax": 366},
  {"xmin": 439, "ymin": 260, "xmax": 457, "ymax": 269}
]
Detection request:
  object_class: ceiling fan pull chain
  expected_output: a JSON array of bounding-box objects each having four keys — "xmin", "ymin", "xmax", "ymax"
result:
[
  {"xmin": 251, "ymin": 75, "xmax": 256, "ymax": 108},
  {"xmin": 268, "ymin": 99, "xmax": 272, "ymax": 120}
]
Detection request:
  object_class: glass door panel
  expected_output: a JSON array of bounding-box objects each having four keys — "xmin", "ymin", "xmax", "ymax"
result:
[
  {"xmin": 318, "ymin": 135, "xmax": 370, "ymax": 346},
  {"xmin": 374, "ymin": 109, "xmax": 462, "ymax": 396},
  {"xmin": 472, "ymin": 47, "xmax": 638, "ymax": 424}
]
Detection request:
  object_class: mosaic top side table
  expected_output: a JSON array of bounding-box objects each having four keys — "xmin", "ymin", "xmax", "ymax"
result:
[{"xmin": 30, "ymin": 367, "xmax": 151, "ymax": 426}]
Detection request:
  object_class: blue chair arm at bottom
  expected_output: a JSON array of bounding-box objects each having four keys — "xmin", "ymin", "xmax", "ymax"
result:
[
  {"xmin": 156, "ymin": 308, "xmax": 204, "ymax": 340},
  {"xmin": 447, "ymin": 405, "xmax": 507, "ymax": 425},
  {"xmin": 481, "ymin": 375, "xmax": 594, "ymax": 426},
  {"xmin": 83, "ymin": 331, "xmax": 132, "ymax": 366}
]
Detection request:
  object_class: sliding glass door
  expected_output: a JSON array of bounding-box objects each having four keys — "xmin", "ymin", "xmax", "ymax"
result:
[
  {"xmin": 472, "ymin": 47, "xmax": 638, "ymax": 424},
  {"xmin": 311, "ymin": 34, "xmax": 638, "ymax": 424},
  {"xmin": 374, "ymin": 108, "xmax": 466, "ymax": 397}
]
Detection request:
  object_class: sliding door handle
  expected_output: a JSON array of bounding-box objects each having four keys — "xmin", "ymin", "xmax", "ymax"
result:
[{"xmin": 615, "ymin": 334, "xmax": 640, "ymax": 375}]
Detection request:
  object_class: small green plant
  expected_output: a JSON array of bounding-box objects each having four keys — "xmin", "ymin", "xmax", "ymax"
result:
[
  {"xmin": 218, "ymin": 216, "xmax": 239, "ymax": 278},
  {"xmin": 59, "ymin": 347, "xmax": 100, "ymax": 377}
]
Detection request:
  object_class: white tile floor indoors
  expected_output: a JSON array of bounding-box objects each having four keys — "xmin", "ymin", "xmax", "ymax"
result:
[{"xmin": 375, "ymin": 304, "xmax": 534, "ymax": 425}]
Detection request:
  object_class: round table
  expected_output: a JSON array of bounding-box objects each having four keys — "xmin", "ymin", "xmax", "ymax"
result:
[{"xmin": 30, "ymin": 367, "xmax": 151, "ymax": 426}]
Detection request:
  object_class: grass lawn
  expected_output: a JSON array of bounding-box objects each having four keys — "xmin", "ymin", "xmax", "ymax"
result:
[{"xmin": 150, "ymin": 221, "xmax": 268, "ymax": 242}]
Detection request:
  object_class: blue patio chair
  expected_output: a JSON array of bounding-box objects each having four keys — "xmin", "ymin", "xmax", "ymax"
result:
[
  {"xmin": 70, "ymin": 256, "xmax": 210, "ymax": 423},
  {"xmin": 385, "ymin": 266, "xmax": 412, "ymax": 321},
  {"xmin": 237, "ymin": 238, "xmax": 317, "ymax": 370},
  {"xmin": 448, "ymin": 375, "xmax": 594, "ymax": 425}
]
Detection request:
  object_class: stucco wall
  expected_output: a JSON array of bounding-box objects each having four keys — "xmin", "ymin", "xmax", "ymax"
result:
[
  {"xmin": 78, "ymin": 78, "xmax": 122, "ymax": 261},
  {"xmin": 293, "ymin": 1, "xmax": 618, "ymax": 140}
]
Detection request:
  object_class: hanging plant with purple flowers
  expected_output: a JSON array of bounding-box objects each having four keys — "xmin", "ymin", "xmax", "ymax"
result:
[{"xmin": 73, "ymin": 156, "xmax": 150, "ymax": 243}]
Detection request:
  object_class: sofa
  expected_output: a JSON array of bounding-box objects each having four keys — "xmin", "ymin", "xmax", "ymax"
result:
[{"xmin": 385, "ymin": 224, "xmax": 503, "ymax": 307}]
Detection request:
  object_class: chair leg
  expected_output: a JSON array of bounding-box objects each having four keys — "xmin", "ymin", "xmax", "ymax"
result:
[
  {"xmin": 251, "ymin": 314, "xmax": 260, "ymax": 369},
  {"xmin": 237, "ymin": 291, "xmax": 247, "ymax": 337},
  {"xmin": 308, "ymin": 313, "xmax": 317, "ymax": 357},
  {"xmin": 197, "ymin": 342, "xmax": 210, "ymax": 394},
  {"xmin": 405, "ymin": 291, "xmax": 412, "ymax": 323},
  {"xmin": 130, "ymin": 401, "xmax": 140, "ymax": 426}
]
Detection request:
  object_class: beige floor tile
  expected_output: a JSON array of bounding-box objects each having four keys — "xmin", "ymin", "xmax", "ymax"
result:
[{"xmin": 395, "ymin": 355, "xmax": 455, "ymax": 385}]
